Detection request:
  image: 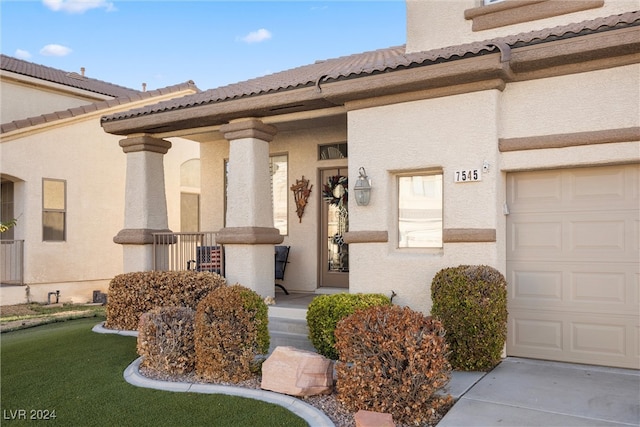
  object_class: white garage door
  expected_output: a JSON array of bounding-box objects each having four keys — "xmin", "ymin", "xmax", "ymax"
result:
[{"xmin": 506, "ymin": 164, "xmax": 639, "ymax": 369}]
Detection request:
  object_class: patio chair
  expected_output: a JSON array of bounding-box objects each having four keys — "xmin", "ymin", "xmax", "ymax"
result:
[
  {"xmin": 275, "ymin": 245, "xmax": 290, "ymax": 295},
  {"xmin": 195, "ymin": 245, "xmax": 222, "ymax": 274}
]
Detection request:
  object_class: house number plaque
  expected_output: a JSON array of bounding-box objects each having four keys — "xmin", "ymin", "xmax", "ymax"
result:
[{"xmin": 453, "ymin": 169, "xmax": 482, "ymax": 183}]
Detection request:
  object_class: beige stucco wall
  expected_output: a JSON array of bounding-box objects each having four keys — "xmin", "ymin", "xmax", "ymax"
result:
[
  {"xmin": 500, "ymin": 64, "xmax": 640, "ymax": 139},
  {"xmin": 347, "ymin": 90, "xmax": 503, "ymax": 313},
  {"xmin": 500, "ymin": 64, "xmax": 640, "ymax": 171},
  {"xmin": 1, "ymin": 76, "xmax": 110, "ymax": 123},
  {"xmin": 0, "ymin": 115, "xmax": 199, "ymax": 304},
  {"xmin": 406, "ymin": 0, "xmax": 639, "ymax": 53},
  {"xmin": 345, "ymin": 64, "xmax": 639, "ymax": 314}
]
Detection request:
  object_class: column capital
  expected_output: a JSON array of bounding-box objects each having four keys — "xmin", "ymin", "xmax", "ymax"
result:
[
  {"xmin": 220, "ymin": 118, "xmax": 278, "ymax": 142},
  {"xmin": 119, "ymin": 135, "xmax": 172, "ymax": 154}
]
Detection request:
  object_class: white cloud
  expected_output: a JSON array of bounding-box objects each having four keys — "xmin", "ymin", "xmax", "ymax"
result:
[
  {"xmin": 42, "ymin": 0, "xmax": 116, "ymax": 14},
  {"xmin": 40, "ymin": 44, "xmax": 73, "ymax": 57},
  {"xmin": 15, "ymin": 49, "xmax": 32, "ymax": 60},
  {"xmin": 239, "ymin": 28, "xmax": 272, "ymax": 44}
]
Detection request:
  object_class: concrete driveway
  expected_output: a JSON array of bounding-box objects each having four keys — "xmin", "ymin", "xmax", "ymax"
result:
[{"xmin": 440, "ymin": 357, "xmax": 640, "ymax": 427}]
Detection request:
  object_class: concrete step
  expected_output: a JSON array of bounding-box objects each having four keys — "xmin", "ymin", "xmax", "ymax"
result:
[
  {"xmin": 268, "ymin": 317, "xmax": 309, "ymax": 335},
  {"xmin": 268, "ymin": 305, "xmax": 307, "ymax": 320},
  {"xmin": 269, "ymin": 331, "xmax": 316, "ymax": 353},
  {"xmin": 268, "ymin": 315, "xmax": 315, "ymax": 353}
]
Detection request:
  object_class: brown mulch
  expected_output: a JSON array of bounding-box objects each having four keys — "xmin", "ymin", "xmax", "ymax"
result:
[
  {"xmin": 0, "ymin": 305, "xmax": 99, "ymax": 332},
  {"xmin": 0, "ymin": 304, "xmax": 39, "ymax": 317}
]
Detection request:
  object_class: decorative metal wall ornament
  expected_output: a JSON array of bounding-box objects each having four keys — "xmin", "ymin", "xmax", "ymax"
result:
[{"xmin": 290, "ymin": 176, "xmax": 313, "ymax": 223}]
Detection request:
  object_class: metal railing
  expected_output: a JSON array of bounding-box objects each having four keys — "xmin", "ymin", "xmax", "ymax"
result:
[
  {"xmin": 152, "ymin": 232, "xmax": 223, "ymax": 275},
  {"xmin": 1, "ymin": 239, "xmax": 24, "ymax": 286}
]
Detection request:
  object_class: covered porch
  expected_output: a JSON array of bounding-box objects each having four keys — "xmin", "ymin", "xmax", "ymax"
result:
[{"xmin": 109, "ymin": 98, "xmax": 356, "ymax": 301}]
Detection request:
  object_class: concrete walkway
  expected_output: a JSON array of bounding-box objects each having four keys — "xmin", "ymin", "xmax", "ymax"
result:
[{"xmin": 439, "ymin": 357, "xmax": 640, "ymax": 427}]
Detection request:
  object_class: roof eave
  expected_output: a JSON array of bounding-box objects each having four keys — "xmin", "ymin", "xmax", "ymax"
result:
[
  {"xmin": 101, "ymin": 53, "xmax": 508, "ymax": 136},
  {"xmin": 101, "ymin": 85, "xmax": 337, "ymax": 135}
]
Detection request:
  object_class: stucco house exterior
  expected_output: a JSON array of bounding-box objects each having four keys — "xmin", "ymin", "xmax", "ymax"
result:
[
  {"xmin": 1, "ymin": 55, "xmax": 201, "ymax": 305},
  {"xmin": 100, "ymin": 1, "xmax": 638, "ymax": 369}
]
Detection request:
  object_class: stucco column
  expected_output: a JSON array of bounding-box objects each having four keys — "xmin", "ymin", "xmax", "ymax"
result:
[
  {"xmin": 217, "ymin": 119, "xmax": 283, "ymax": 297},
  {"xmin": 113, "ymin": 135, "xmax": 172, "ymax": 273}
]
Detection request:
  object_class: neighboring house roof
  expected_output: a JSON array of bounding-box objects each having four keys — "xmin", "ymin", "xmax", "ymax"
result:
[
  {"xmin": 1, "ymin": 54, "xmax": 140, "ymax": 98},
  {"xmin": 0, "ymin": 80, "xmax": 200, "ymax": 134},
  {"xmin": 102, "ymin": 10, "xmax": 640, "ymax": 126}
]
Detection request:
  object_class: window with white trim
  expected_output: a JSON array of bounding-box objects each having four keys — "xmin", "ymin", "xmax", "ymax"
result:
[{"xmin": 398, "ymin": 172, "xmax": 443, "ymax": 248}]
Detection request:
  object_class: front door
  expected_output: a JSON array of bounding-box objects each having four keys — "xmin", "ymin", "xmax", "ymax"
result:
[{"xmin": 319, "ymin": 168, "xmax": 349, "ymax": 288}]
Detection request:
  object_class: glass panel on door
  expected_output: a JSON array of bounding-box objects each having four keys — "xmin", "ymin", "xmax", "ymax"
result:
[{"xmin": 320, "ymin": 168, "xmax": 348, "ymax": 288}]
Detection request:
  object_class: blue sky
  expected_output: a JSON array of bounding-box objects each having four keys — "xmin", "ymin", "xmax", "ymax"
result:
[{"xmin": 1, "ymin": 0, "xmax": 406, "ymax": 91}]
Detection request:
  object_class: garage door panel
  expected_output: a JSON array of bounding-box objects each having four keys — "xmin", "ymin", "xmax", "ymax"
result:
[
  {"xmin": 508, "ymin": 172, "xmax": 562, "ymax": 212},
  {"xmin": 510, "ymin": 261, "xmax": 637, "ymax": 314},
  {"xmin": 571, "ymin": 271, "xmax": 626, "ymax": 304},
  {"xmin": 507, "ymin": 164, "xmax": 639, "ymax": 369},
  {"xmin": 508, "ymin": 310, "xmax": 639, "ymax": 368},
  {"xmin": 509, "ymin": 214, "xmax": 634, "ymax": 261},
  {"xmin": 510, "ymin": 268, "xmax": 562, "ymax": 301},
  {"xmin": 571, "ymin": 321, "xmax": 626, "ymax": 357},
  {"xmin": 508, "ymin": 165, "xmax": 638, "ymax": 213},
  {"xmin": 569, "ymin": 165, "xmax": 629, "ymax": 205},
  {"xmin": 510, "ymin": 316, "xmax": 563, "ymax": 350},
  {"xmin": 508, "ymin": 219, "xmax": 563, "ymax": 255},
  {"xmin": 569, "ymin": 215, "xmax": 638, "ymax": 259}
]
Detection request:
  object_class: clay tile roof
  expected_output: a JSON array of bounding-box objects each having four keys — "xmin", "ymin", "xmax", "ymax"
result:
[
  {"xmin": 101, "ymin": 10, "xmax": 640, "ymax": 124},
  {"xmin": 1, "ymin": 54, "xmax": 141, "ymax": 98},
  {"xmin": 0, "ymin": 81, "xmax": 200, "ymax": 134}
]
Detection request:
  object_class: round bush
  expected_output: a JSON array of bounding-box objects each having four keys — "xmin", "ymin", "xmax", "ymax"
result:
[
  {"xmin": 431, "ymin": 265, "xmax": 508, "ymax": 371},
  {"xmin": 106, "ymin": 270, "xmax": 226, "ymax": 330},
  {"xmin": 306, "ymin": 293, "xmax": 391, "ymax": 360},
  {"xmin": 195, "ymin": 284, "xmax": 269, "ymax": 383},
  {"xmin": 335, "ymin": 305, "xmax": 453, "ymax": 426},
  {"xmin": 137, "ymin": 306, "xmax": 196, "ymax": 375}
]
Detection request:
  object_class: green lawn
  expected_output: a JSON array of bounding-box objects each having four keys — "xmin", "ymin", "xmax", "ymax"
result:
[{"xmin": 1, "ymin": 317, "xmax": 307, "ymax": 426}]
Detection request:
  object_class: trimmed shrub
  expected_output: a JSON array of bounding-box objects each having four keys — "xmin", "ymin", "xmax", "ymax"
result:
[
  {"xmin": 306, "ymin": 293, "xmax": 391, "ymax": 360},
  {"xmin": 335, "ymin": 305, "xmax": 453, "ymax": 426},
  {"xmin": 137, "ymin": 306, "xmax": 196, "ymax": 375},
  {"xmin": 431, "ymin": 265, "xmax": 508, "ymax": 371},
  {"xmin": 195, "ymin": 284, "xmax": 269, "ymax": 383},
  {"xmin": 105, "ymin": 271, "xmax": 225, "ymax": 330}
]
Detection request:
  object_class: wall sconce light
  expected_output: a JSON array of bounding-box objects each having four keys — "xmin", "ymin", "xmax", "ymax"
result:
[{"xmin": 354, "ymin": 167, "xmax": 371, "ymax": 206}]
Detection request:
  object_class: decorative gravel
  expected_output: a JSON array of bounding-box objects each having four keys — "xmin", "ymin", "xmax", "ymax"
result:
[{"xmin": 140, "ymin": 366, "xmax": 450, "ymax": 427}]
